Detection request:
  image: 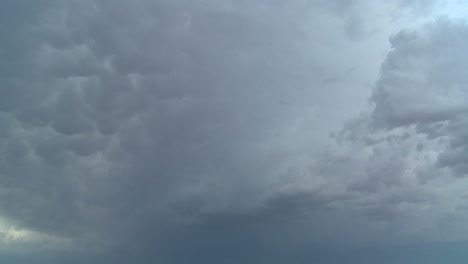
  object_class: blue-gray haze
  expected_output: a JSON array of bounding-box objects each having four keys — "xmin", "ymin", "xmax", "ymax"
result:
[{"xmin": 1, "ymin": 0, "xmax": 468, "ymax": 263}]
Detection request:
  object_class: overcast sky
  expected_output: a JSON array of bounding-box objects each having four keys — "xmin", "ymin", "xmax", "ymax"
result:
[{"xmin": 1, "ymin": 0, "xmax": 468, "ymax": 263}]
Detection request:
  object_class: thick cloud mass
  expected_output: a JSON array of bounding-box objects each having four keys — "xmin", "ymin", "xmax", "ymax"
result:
[
  {"xmin": 335, "ymin": 19, "xmax": 468, "ymax": 240},
  {"xmin": 371, "ymin": 20, "xmax": 468, "ymax": 178},
  {"xmin": 2, "ymin": 0, "xmax": 468, "ymax": 263}
]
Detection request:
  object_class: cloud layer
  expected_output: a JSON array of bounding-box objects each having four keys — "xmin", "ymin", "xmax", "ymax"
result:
[{"xmin": 1, "ymin": 0, "xmax": 468, "ymax": 263}]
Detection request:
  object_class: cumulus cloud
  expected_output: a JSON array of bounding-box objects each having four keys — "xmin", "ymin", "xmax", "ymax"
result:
[{"xmin": 328, "ymin": 18, "xmax": 468, "ymax": 242}]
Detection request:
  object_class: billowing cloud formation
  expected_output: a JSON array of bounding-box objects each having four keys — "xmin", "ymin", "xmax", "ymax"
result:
[
  {"xmin": 372, "ymin": 19, "xmax": 468, "ymax": 178},
  {"xmin": 2, "ymin": 0, "xmax": 468, "ymax": 263},
  {"xmin": 331, "ymin": 18, "xmax": 468, "ymax": 241}
]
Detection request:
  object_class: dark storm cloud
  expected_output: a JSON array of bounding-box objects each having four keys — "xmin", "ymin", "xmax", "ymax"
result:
[
  {"xmin": 1, "ymin": 0, "xmax": 468, "ymax": 263},
  {"xmin": 0, "ymin": 0, "xmax": 375, "ymax": 244}
]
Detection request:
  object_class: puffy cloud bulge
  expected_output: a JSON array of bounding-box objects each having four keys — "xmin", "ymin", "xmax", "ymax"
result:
[{"xmin": 1, "ymin": 0, "xmax": 468, "ymax": 262}]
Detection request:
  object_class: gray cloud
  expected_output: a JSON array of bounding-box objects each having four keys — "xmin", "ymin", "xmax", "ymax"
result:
[
  {"xmin": 371, "ymin": 19, "xmax": 468, "ymax": 178},
  {"xmin": 326, "ymin": 18, "xmax": 468, "ymax": 242},
  {"xmin": 2, "ymin": 0, "xmax": 468, "ymax": 263}
]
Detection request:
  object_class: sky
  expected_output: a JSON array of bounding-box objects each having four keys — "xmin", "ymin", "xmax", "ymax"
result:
[{"xmin": 1, "ymin": 0, "xmax": 468, "ymax": 263}]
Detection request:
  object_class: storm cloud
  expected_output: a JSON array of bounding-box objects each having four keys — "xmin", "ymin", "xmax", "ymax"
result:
[{"xmin": 1, "ymin": 0, "xmax": 468, "ymax": 263}]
